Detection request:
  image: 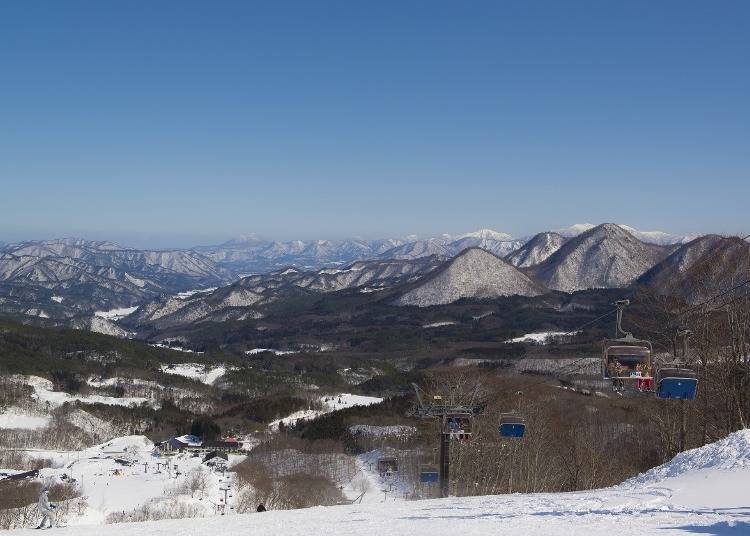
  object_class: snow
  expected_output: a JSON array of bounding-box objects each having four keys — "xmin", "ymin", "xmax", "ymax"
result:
[
  {"xmin": 0, "ymin": 407, "xmax": 51, "ymax": 430},
  {"xmin": 268, "ymin": 393, "xmax": 383, "ymax": 430},
  {"xmin": 160, "ymin": 364, "xmax": 229, "ymax": 386},
  {"xmin": 340, "ymin": 450, "xmax": 409, "ymax": 505},
  {"xmin": 175, "ymin": 287, "xmax": 217, "ymax": 300},
  {"xmin": 51, "ymin": 296, "xmax": 64, "ymax": 303},
  {"xmin": 6, "ymin": 430, "xmax": 750, "ymax": 534},
  {"xmin": 505, "ymin": 330, "xmax": 580, "ymax": 344},
  {"xmin": 422, "ymin": 321, "xmax": 457, "ymax": 328},
  {"xmin": 626, "ymin": 429, "xmax": 750, "ymax": 484},
  {"xmin": 22, "ymin": 375, "xmax": 154, "ymax": 409},
  {"xmin": 94, "ymin": 306, "xmax": 139, "ymax": 321},
  {"xmin": 349, "ymin": 425, "xmax": 417, "ymax": 438},
  {"xmin": 359, "ymin": 286, "xmax": 386, "ymax": 293},
  {"xmin": 456, "ymin": 229, "xmax": 513, "ymax": 241},
  {"xmin": 9, "ymin": 435, "xmax": 245, "ymax": 526},
  {"xmin": 245, "ymin": 348, "xmax": 296, "ymax": 356},
  {"xmin": 149, "ymin": 343, "xmax": 204, "ymax": 354}
]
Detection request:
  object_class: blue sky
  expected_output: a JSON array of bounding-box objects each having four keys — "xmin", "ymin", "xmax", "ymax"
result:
[{"xmin": 1, "ymin": 1, "xmax": 748, "ymax": 247}]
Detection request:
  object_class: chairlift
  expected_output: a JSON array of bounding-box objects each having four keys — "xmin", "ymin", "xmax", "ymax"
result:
[
  {"xmin": 656, "ymin": 368, "xmax": 698, "ymax": 400},
  {"xmin": 376, "ymin": 456, "xmax": 398, "ymax": 475},
  {"xmin": 602, "ymin": 300, "xmax": 654, "ymax": 392},
  {"xmin": 419, "ymin": 464, "xmax": 439, "ymax": 483},
  {"xmin": 443, "ymin": 413, "xmax": 473, "ymax": 441},
  {"xmin": 498, "ymin": 413, "xmax": 526, "ymax": 438},
  {"xmin": 656, "ymin": 330, "xmax": 698, "ymax": 400}
]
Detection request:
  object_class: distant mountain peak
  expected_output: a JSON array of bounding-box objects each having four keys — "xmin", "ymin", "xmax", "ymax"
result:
[
  {"xmin": 456, "ymin": 229, "xmax": 513, "ymax": 241},
  {"xmin": 557, "ymin": 223, "xmax": 596, "ymax": 237},
  {"xmin": 395, "ymin": 247, "xmax": 545, "ymax": 306}
]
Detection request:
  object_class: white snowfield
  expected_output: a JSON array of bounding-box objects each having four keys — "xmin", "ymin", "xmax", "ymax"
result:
[
  {"xmin": 159, "ymin": 364, "xmax": 229, "ymax": 385},
  {"xmin": 94, "ymin": 306, "xmax": 139, "ymax": 321},
  {"xmin": 505, "ymin": 330, "xmax": 580, "ymax": 344},
  {"xmin": 245, "ymin": 348, "xmax": 296, "ymax": 356},
  {"xmin": 0, "ymin": 408, "xmax": 51, "ymax": 430},
  {"xmin": 22, "ymin": 376, "xmax": 154, "ymax": 409},
  {"xmin": 268, "ymin": 394, "xmax": 383, "ymax": 430},
  {"xmin": 4, "ymin": 436, "xmax": 244, "ymax": 528}
]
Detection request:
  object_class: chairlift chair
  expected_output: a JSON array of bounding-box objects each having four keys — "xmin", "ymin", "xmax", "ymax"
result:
[
  {"xmin": 376, "ymin": 456, "xmax": 398, "ymax": 475},
  {"xmin": 443, "ymin": 413, "xmax": 473, "ymax": 441},
  {"xmin": 655, "ymin": 330, "xmax": 698, "ymax": 400},
  {"xmin": 656, "ymin": 368, "xmax": 698, "ymax": 400},
  {"xmin": 602, "ymin": 300, "xmax": 654, "ymax": 392},
  {"xmin": 419, "ymin": 464, "xmax": 439, "ymax": 483},
  {"xmin": 498, "ymin": 413, "xmax": 526, "ymax": 438}
]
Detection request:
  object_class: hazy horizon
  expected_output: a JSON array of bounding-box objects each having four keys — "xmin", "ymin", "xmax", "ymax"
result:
[{"xmin": 0, "ymin": 221, "xmax": 732, "ymax": 250}]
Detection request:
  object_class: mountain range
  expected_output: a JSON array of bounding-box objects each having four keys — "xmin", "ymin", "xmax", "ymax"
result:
[{"xmin": 0, "ymin": 224, "xmax": 733, "ymax": 332}]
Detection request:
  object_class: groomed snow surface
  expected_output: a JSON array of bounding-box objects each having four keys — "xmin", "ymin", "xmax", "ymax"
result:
[
  {"xmin": 8, "ymin": 429, "xmax": 750, "ymax": 535},
  {"xmin": 24, "ymin": 375, "xmax": 154, "ymax": 409},
  {"xmin": 159, "ymin": 364, "xmax": 229, "ymax": 386},
  {"xmin": 505, "ymin": 330, "xmax": 580, "ymax": 344},
  {"xmin": 268, "ymin": 394, "xmax": 383, "ymax": 430},
  {"xmin": 0, "ymin": 408, "xmax": 51, "ymax": 430}
]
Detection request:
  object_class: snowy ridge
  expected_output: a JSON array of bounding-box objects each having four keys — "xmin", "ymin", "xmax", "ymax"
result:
[
  {"xmin": 625, "ymin": 429, "xmax": 750, "ymax": 485},
  {"xmin": 506, "ymin": 231, "xmax": 565, "ymax": 268}
]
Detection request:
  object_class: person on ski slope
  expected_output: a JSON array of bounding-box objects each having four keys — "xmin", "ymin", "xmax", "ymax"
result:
[{"xmin": 37, "ymin": 488, "xmax": 57, "ymax": 529}]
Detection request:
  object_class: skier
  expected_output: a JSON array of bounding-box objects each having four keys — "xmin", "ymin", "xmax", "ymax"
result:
[{"xmin": 37, "ymin": 487, "xmax": 57, "ymax": 530}]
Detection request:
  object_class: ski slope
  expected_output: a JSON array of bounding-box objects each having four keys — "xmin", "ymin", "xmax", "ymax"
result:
[
  {"xmin": 268, "ymin": 394, "xmax": 383, "ymax": 430},
  {"xmin": 7, "ymin": 430, "xmax": 750, "ymax": 535},
  {"xmin": 159, "ymin": 364, "xmax": 229, "ymax": 385}
]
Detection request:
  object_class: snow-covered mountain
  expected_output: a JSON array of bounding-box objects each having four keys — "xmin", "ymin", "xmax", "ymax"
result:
[
  {"xmin": 0, "ymin": 239, "xmax": 234, "ymax": 318},
  {"xmin": 379, "ymin": 230, "xmax": 523, "ymax": 262},
  {"xmin": 127, "ymin": 256, "xmax": 443, "ymax": 331},
  {"xmin": 394, "ymin": 248, "xmax": 545, "ymax": 307},
  {"xmin": 195, "ymin": 230, "xmax": 521, "ymax": 271},
  {"xmin": 506, "ymin": 232, "xmax": 566, "ymax": 268},
  {"xmin": 528, "ymin": 224, "xmax": 669, "ymax": 292},
  {"xmin": 378, "ymin": 238, "xmax": 455, "ymax": 260},
  {"xmin": 195, "ymin": 237, "xmax": 407, "ymax": 273},
  {"xmin": 617, "ymin": 225, "xmax": 698, "ymax": 246},
  {"xmin": 556, "ymin": 223, "xmax": 597, "ymax": 238},
  {"xmin": 558, "ymin": 224, "xmax": 694, "ymax": 245},
  {"xmin": 455, "ymin": 228, "xmax": 513, "ymax": 241},
  {"xmin": 636, "ymin": 234, "xmax": 750, "ymax": 304}
]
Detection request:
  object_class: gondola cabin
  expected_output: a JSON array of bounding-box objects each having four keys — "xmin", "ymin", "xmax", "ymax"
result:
[
  {"xmin": 444, "ymin": 413, "xmax": 472, "ymax": 441},
  {"xmin": 603, "ymin": 342, "xmax": 654, "ymax": 391},
  {"xmin": 499, "ymin": 413, "xmax": 526, "ymax": 438},
  {"xmin": 419, "ymin": 464, "xmax": 439, "ymax": 483},
  {"xmin": 376, "ymin": 456, "xmax": 398, "ymax": 476},
  {"xmin": 656, "ymin": 368, "xmax": 698, "ymax": 400}
]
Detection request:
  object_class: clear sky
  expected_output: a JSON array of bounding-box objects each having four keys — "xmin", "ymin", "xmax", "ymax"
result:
[{"xmin": 1, "ymin": 1, "xmax": 748, "ymax": 248}]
